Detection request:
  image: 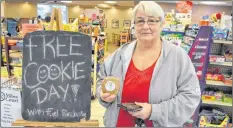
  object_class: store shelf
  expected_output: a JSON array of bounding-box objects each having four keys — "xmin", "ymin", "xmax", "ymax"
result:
[
  {"xmin": 202, "ymin": 100, "xmax": 232, "ymax": 107},
  {"xmin": 214, "ymin": 40, "xmax": 232, "ymax": 45},
  {"xmin": 206, "ymin": 80, "xmax": 232, "ymax": 87},
  {"xmin": 209, "ymin": 62, "xmax": 232, "ymax": 66}
]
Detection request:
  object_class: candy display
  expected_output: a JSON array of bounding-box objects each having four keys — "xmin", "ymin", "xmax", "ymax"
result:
[
  {"xmin": 185, "ymin": 28, "xmax": 199, "ymax": 38},
  {"xmin": 199, "ymin": 109, "xmax": 230, "ymax": 127},
  {"xmin": 209, "ymin": 55, "xmax": 225, "ymax": 63},
  {"xmin": 221, "ymin": 44, "xmax": 232, "ymax": 62},
  {"xmin": 223, "ymin": 71, "xmax": 232, "ymax": 86},
  {"xmin": 206, "ymin": 68, "xmax": 224, "ymax": 81},
  {"xmin": 183, "ymin": 36, "xmax": 195, "ymax": 46},
  {"xmin": 223, "ymin": 75, "xmax": 232, "ymax": 86},
  {"xmin": 214, "ymin": 91, "xmax": 224, "ymax": 101},
  {"xmin": 202, "ymin": 88, "xmax": 232, "ymax": 104},
  {"xmin": 227, "ymin": 30, "xmax": 232, "ymax": 41},
  {"xmin": 212, "ymin": 28, "xmax": 228, "ymax": 40},
  {"xmin": 161, "ymin": 31, "xmax": 184, "ymax": 47}
]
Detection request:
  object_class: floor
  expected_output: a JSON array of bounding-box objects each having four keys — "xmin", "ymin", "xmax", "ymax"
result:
[{"xmin": 90, "ymin": 42, "xmax": 118, "ymax": 127}]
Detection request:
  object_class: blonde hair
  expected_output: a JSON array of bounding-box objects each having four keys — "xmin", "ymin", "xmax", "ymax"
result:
[{"xmin": 133, "ymin": 1, "xmax": 164, "ymax": 22}]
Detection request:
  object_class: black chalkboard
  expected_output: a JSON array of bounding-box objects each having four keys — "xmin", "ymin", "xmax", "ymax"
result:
[{"xmin": 22, "ymin": 31, "xmax": 92, "ymax": 122}]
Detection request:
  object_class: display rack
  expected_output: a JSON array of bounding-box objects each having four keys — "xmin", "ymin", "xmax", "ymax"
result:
[
  {"xmin": 202, "ymin": 39, "xmax": 232, "ymax": 120},
  {"xmin": 1, "ymin": 37, "xmax": 23, "ymax": 77},
  {"xmin": 91, "ymin": 36, "xmax": 106, "ymax": 99}
]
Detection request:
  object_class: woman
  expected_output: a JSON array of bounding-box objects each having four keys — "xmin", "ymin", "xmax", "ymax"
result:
[{"xmin": 97, "ymin": 1, "xmax": 201, "ymax": 127}]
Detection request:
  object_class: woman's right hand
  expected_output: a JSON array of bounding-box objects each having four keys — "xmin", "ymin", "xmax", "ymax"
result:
[{"xmin": 100, "ymin": 91, "xmax": 117, "ymax": 103}]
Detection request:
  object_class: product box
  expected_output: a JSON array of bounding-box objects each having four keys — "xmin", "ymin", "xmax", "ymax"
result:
[
  {"xmin": 227, "ymin": 30, "xmax": 232, "ymax": 41},
  {"xmin": 223, "ymin": 74, "xmax": 232, "ymax": 86},
  {"xmin": 199, "ymin": 109, "xmax": 230, "ymax": 127},
  {"xmin": 199, "ymin": 115, "xmax": 229, "ymax": 127},
  {"xmin": 221, "ymin": 44, "xmax": 232, "ymax": 62},
  {"xmin": 209, "ymin": 55, "xmax": 225, "ymax": 63}
]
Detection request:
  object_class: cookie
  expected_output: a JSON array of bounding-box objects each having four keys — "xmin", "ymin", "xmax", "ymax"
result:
[{"xmin": 102, "ymin": 76, "xmax": 120, "ymax": 95}]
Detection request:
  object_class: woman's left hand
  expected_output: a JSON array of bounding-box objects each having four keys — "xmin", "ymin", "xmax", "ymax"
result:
[{"xmin": 129, "ymin": 102, "xmax": 152, "ymax": 120}]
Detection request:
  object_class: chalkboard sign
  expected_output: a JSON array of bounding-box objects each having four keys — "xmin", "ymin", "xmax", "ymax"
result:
[{"xmin": 22, "ymin": 31, "xmax": 92, "ymax": 122}]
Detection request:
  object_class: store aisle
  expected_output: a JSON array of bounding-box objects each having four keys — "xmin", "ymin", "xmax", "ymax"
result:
[
  {"xmin": 90, "ymin": 99, "xmax": 105, "ymax": 127},
  {"xmin": 104, "ymin": 42, "xmax": 119, "ymax": 58},
  {"xmin": 91, "ymin": 42, "xmax": 119, "ymax": 127}
]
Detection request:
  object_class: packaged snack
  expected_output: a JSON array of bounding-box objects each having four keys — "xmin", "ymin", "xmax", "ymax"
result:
[
  {"xmin": 170, "ymin": 24, "xmax": 177, "ymax": 31},
  {"xmin": 185, "ymin": 29, "xmax": 198, "ymax": 38},
  {"xmin": 215, "ymin": 91, "xmax": 223, "ymax": 101},
  {"xmin": 223, "ymin": 74, "xmax": 232, "ymax": 86},
  {"xmin": 223, "ymin": 94, "xmax": 232, "ymax": 103},
  {"xmin": 176, "ymin": 24, "xmax": 184, "ymax": 32},
  {"xmin": 221, "ymin": 44, "xmax": 232, "ymax": 62},
  {"xmin": 183, "ymin": 36, "xmax": 195, "ymax": 46},
  {"xmin": 213, "ymin": 28, "xmax": 228, "ymax": 40},
  {"xmin": 209, "ymin": 55, "xmax": 225, "ymax": 63},
  {"xmin": 227, "ymin": 30, "xmax": 232, "ymax": 41}
]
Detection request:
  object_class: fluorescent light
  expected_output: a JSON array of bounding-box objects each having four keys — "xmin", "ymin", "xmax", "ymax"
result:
[
  {"xmin": 61, "ymin": 1, "xmax": 72, "ymax": 3},
  {"xmin": 97, "ymin": 4, "xmax": 111, "ymax": 8},
  {"xmin": 104, "ymin": 1, "xmax": 117, "ymax": 4},
  {"xmin": 200, "ymin": 1, "xmax": 227, "ymax": 5}
]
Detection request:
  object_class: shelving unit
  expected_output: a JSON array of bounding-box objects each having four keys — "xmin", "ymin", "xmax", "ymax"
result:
[
  {"xmin": 201, "ymin": 39, "xmax": 232, "ymax": 123},
  {"xmin": 206, "ymin": 80, "xmax": 231, "ymax": 87},
  {"xmin": 210, "ymin": 61, "xmax": 232, "ymax": 66},
  {"xmin": 1, "ymin": 37, "xmax": 23, "ymax": 77},
  {"xmin": 91, "ymin": 36, "xmax": 106, "ymax": 99},
  {"xmin": 202, "ymin": 100, "xmax": 232, "ymax": 107},
  {"xmin": 214, "ymin": 40, "xmax": 232, "ymax": 45}
]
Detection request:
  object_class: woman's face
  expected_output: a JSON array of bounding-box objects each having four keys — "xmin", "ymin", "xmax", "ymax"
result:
[{"xmin": 134, "ymin": 10, "xmax": 164, "ymax": 42}]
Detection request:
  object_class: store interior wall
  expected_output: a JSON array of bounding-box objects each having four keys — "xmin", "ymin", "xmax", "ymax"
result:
[
  {"xmin": 69, "ymin": 6, "xmax": 133, "ymax": 42},
  {"xmin": 158, "ymin": 3, "xmax": 232, "ymax": 24},
  {"xmin": 5, "ymin": 2, "xmax": 37, "ymax": 18},
  {"xmin": 103, "ymin": 7, "xmax": 133, "ymax": 42},
  {"xmin": 68, "ymin": 6, "xmax": 85, "ymax": 19},
  {"xmin": 4, "ymin": 2, "xmax": 232, "ymax": 43}
]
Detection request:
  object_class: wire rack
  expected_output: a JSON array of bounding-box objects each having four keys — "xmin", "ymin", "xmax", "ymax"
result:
[{"xmin": 210, "ymin": 43, "xmax": 223, "ymax": 55}]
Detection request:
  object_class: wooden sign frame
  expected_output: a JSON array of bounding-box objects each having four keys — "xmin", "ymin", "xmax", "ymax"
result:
[
  {"xmin": 48, "ymin": 8, "xmax": 63, "ymax": 31},
  {"xmin": 12, "ymin": 119, "xmax": 99, "ymax": 127}
]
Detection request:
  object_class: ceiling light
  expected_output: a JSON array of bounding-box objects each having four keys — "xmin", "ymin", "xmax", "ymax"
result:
[
  {"xmin": 26, "ymin": 2, "xmax": 28, "ymax": 4},
  {"xmin": 61, "ymin": 1, "xmax": 72, "ymax": 3},
  {"xmin": 200, "ymin": 1, "xmax": 227, "ymax": 5},
  {"xmin": 104, "ymin": 1, "xmax": 117, "ymax": 4},
  {"xmin": 97, "ymin": 4, "xmax": 111, "ymax": 8},
  {"xmin": 129, "ymin": 8, "xmax": 132, "ymax": 10}
]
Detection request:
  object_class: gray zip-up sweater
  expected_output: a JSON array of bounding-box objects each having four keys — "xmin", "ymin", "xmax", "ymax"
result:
[{"xmin": 97, "ymin": 40, "xmax": 201, "ymax": 127}]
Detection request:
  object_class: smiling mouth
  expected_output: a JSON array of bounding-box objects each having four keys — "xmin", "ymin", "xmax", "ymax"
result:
[
  {"xmin": 40, "ymin": 75, "xmax": 47, "ymax": 79},
  {"xmin": 51, "ymin": 73, "xmax": 58, "ymax": 76}
]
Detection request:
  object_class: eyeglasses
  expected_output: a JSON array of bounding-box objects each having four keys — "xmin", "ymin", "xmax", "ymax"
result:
[{"xmin": 134, "ymin": 19, "xmax": 160, "ymax": 26}]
